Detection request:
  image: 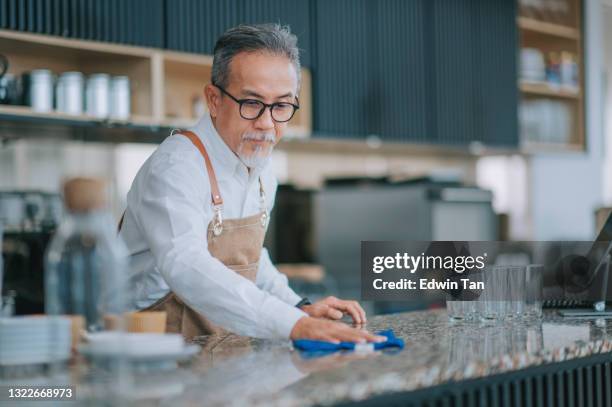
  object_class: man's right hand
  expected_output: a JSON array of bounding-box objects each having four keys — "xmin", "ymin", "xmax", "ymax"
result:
[{"xmin": 290, "ymin": 316, "xmax": 386, "ymax": 344}]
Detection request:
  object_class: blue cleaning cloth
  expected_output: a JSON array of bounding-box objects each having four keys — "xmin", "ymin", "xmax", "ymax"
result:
[{"xmin": 292, "ymin": 329, "xmax": 404, "ymax": 352}]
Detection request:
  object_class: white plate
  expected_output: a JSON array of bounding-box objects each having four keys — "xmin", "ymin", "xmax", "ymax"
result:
[
  {"xmin": 79, "ymin": 343, "xmax": 200, "ymax": 363},
  {"xmin": 83, "ymin": 332, "xmax": 185, "ymax": 356},
  {"xmin": 0, "ymin": 348, "xmax": 71, "ymax": 366}
]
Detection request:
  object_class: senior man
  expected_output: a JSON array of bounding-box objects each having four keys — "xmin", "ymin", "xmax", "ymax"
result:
[{"xmin": 119, "ymin": 23, "xmax": 383, "ymax": 345}]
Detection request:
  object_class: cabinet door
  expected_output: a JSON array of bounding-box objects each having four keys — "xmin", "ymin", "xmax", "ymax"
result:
[
  {"xmin": 429, "ymin": 0, "xmax": 479, "ymax": 145},
  {"xmin": 373, "ymin": 0, "xmax": 428, "ymax": 143},
  {"xmin": 430, "ymin": 0, "xmax": 518, "ymax": 146},
  {"xmin": 313, "ymin": 0, "xmax": 517, "ymax": 147},
  {"xmin": 165, "ymin": 0, "xmax": 242, "ymax": 54},
  {"xmin": 238, "ymin": 0, "xmax": 313, "ymax": 68},
  {"xmin": 313, "ymin": 0, "xmax": 371, "ymax": 138},
  {"xmin": 476, "ymin": 0, "xmax": 518, "ymax": 147},
  {"xmin": 164, "ymin": 0, "xmax": 313, "ymax": 66}
]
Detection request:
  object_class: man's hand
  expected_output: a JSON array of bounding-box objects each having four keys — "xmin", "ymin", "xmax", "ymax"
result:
[
  {"xmin": 300, "ymin": 296, "xmax": 367, "ymax": 324},
  {"xmin": 290, "ymin": 316, "xmax": 385, "ymax": 344}
]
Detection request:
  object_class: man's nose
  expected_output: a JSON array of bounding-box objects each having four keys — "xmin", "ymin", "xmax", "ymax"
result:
[{"xmin": 254, "ymin": 106, "xmax": 275, "ymax": 130}]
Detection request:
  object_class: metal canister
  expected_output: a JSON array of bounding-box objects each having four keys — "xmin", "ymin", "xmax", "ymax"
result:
[
  {"xmin": 0, "ymin": 73, "xmax": 21, "ymax": 105},
  {"xmin": 86, "ymin": 73, "xmax": 110, "ymax": 118},
  {"xmin": 28, "ymin": 69, "xmax": 54, "ymax": 112},
  {"xmin": 110, "ymin": 75, "xmax": 130, "ymax": 120},
  {"xmin": 56, "ymin": 71, "xmax": 84, "ymax": 115}
]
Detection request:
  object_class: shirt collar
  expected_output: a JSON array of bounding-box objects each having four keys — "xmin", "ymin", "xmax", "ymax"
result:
[
  {"xmin": 190, "ymin": 114, "xmax": 245, "ymax": 182},
  {"xmin": 190, "ymin": 115, "xmax": 269, "ymax": 185}
]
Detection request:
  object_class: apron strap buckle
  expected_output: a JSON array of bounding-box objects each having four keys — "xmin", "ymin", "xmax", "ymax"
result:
[{"xmin": 212, "ymin": 205, "xmax": 224, "ymax": 236}]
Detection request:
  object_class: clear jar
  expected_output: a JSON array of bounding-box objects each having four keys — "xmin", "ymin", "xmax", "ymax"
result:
[{"xmin": 45, "ymin": 179, "xmax": 129, "ymax": 332}]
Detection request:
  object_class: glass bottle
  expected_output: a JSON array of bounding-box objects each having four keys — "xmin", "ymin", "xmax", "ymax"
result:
[{"xmin": 45, "ymin": 178, "xmax": 128, "ymax": 332}]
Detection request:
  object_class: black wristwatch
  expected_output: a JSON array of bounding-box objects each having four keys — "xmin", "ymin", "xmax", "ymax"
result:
[{"xmin": 295, "ymin": 297, "xmax": 312, "ymax": 309}]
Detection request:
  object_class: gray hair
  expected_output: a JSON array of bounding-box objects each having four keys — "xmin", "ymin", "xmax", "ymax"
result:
[{"xmin": 211, "ymin": 23, "xmax": 301, "ymax": 90}]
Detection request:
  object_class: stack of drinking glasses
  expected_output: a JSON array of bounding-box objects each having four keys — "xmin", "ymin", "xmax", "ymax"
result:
[{"xmin": 447, "ymin": 264, "xmax": 543, "ymax": 322}]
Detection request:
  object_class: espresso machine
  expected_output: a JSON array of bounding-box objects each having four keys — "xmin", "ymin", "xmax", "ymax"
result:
[{"xmin": 0, "ymin": 190, "xmax": 63, "ymax": 315}]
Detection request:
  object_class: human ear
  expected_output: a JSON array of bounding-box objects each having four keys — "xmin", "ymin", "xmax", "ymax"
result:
[{"xmin": 204, "ymin": 84, "xmax": 220, "ymax": 118}]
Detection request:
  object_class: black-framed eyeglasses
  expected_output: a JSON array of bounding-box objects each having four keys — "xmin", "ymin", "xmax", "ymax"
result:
[{"xmin": 213, "ymin": 84, "xmax": 299, "ymax": 123}]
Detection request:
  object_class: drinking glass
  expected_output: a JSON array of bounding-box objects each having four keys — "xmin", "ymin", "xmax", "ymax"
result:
[
  {"xmin": 525, "ymin": 264, "xmax": 544, "ymax": 318},
  {"xmin": 507, "ymin": 266, "xmax": 526, "ymax": 318},
  {"xmin": 480, "ymin": 265, "xmax": 507, "ymax": 320}
]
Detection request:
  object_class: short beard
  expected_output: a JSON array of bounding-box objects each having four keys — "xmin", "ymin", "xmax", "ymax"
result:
[{"xmin": 236, "ymin": 131, "xmax": 276, "ymax": 170}]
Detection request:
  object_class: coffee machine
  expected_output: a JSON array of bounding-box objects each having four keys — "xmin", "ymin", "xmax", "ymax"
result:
[{"xmin": 1, "ymin": 191, "xmax": 63, "ymax": 315}]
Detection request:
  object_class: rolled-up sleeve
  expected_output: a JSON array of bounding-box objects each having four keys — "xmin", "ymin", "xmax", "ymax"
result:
[{"xmin": 132, "ymin": 149, "xmax": 306, "ymax": 339}]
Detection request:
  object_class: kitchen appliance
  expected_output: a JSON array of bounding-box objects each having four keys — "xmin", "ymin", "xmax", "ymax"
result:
[
  {"xmin": 265, "ymin": 180, "xmax": 496, "ymax": 314},
  {"xmin": 1, "ymin": 191, "xmax": 63, "ymax": 315},
  {"xmin": 0, "ymin": 190, "xmax": 63, "ymax": 233},
  {"xmin": 0, "ymin": 73, "xmax": 22, "ymax": 105},
  {"xmin": 315, "ymin": 178, "xmax": 497, "ymax": 314},
  {"xmin": 0, "ymin": 55, "xmax": 22, "ymax": 106}
]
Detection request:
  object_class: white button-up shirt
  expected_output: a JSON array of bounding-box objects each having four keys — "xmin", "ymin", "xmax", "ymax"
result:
[{"xmin": 119, "ymin": 114, "xmax": 306, "ymax": 339}]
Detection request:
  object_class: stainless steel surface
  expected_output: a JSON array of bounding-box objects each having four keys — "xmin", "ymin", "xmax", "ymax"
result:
[{"xmin": 315, "ymin": 182, "xmax": 497, "ymax": 309}]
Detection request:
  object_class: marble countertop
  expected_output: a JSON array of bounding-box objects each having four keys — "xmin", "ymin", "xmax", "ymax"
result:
[
  {"xmin": 153, "ymin": 309, "xmax": 612, "ymax": 407},
  {"xmin": 5, "ymin": 309, "xmax": 612, "ymax": 406}
]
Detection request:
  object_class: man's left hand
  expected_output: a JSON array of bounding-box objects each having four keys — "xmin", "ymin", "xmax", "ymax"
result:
[{"xmin": 300, "ymin": 296, "xmax": 367, "ymax": 324}]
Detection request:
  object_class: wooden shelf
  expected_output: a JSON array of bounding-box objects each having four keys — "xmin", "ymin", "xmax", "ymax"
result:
[
  {"xmin": 0, "ymin": 105, "xmax": 155, "ymax": 127},
  {"xmin": 0, "ymin": 29, "xmax": 155, "ymax": 57},
  {"xmin": 518, "ymin": 17, "xmax": 580, "ymax": 40},
  {"xmin": 0, "ymin": 29, "xmax": 313, "ymax": 142},
  {"xmin": 520, "ymin": 82, "xmax": 581, "ymax": 99},
  {"xmin": 520, "ymin": 140, "xmax": 585, "ymax": 154},
  {"xmin": 517, "ymin": 0, "xmax": 584, "ymax": 152}
]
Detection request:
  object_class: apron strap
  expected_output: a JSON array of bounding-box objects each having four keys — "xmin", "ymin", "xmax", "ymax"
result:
[
  {"xmin": 258, "ymin": 177, "xmax": 266, "ymax": 206},
  {"xmin": 118, "ymin": 129, "xmax": 267, "ymax": 233},
  {"xmin": 176, "ymin": 130, "xmax": 224, "ymax": 207}
]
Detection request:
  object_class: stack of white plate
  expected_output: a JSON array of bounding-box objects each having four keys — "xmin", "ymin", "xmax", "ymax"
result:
[
  {"xmin": 0, "ymin": 316, "xmax": 72, "ymax": 366},
  {"xmin": 79, "ymin": 332, "xmax": 200, "ymax": 371},
  {"xmin": 81, "ymin": 332, "xmax": 185, "ymax": 357}
]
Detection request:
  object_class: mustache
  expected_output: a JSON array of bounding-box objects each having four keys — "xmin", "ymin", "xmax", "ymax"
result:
[{"xmin": 241, "ymin": 132, "xmax": 276, "ymax": 143}]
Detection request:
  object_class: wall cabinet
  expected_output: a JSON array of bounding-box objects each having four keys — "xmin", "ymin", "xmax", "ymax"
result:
[
  {"xmin": 0, "ymin": 0, "xmax": 519, "ymax": 149},
  {"xmin": 517, "ymin": 0, "xmax": 584, "ymax": 151},
  {"xmin": 0, "ymin": 29, "xmax": 312, "ymax": 140},
  {"xmin": 314, "ymin": 0, "xmax": 518, "ymax": 147}
]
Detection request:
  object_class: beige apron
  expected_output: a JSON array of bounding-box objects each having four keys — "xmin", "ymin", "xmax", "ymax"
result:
[{"xmin": 120, "ymin": 130, "xmax": 268, "ymax": 347}]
